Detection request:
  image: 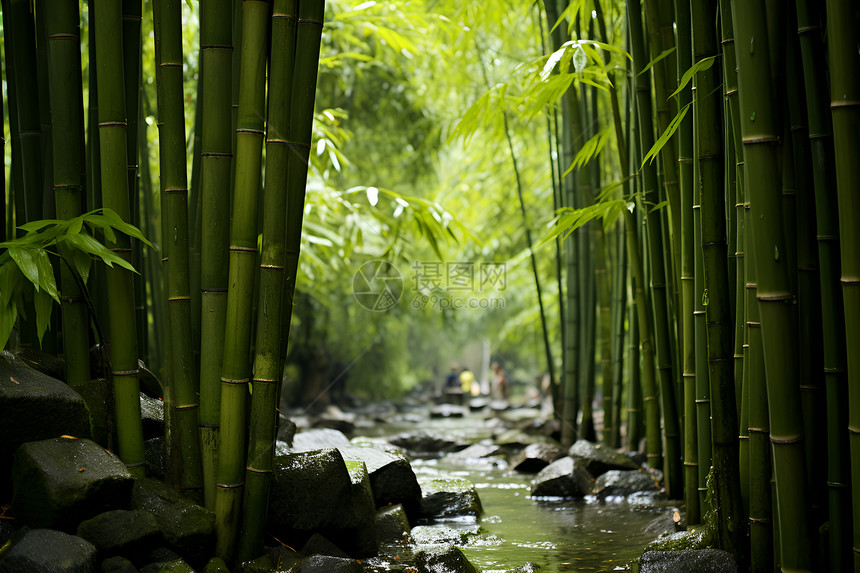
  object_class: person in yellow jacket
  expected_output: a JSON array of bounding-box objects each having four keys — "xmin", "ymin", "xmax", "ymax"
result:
[{"xmin": 459, "ymin": 367, "xmax": 476, "ymax": 396}]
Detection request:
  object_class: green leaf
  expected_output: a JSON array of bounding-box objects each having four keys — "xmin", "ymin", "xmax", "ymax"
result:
[
  {"xmin": 66, "ymin": 245, "xmax": 93, "ymax": 285},
  {"xmin": 538, "ymin": 199, "xmax": 627, "ymax": 246},
  {"xmin": 61, "ymin": 233, "xmax": 137, "ymax": 274},
  {"xmin": 33, "ymin": 249, "xmax": 60, "ymax": 303},
  {"xmin": 641, "ymin": 102, "xmax": 692, "ymax": 167},
  {"xmin": 0, "ymin": 302, "xmax": 17, "ymax": 353},
  {"xmin": 0, "ymin": 262, "xmax": 22, "ymax": 307},
  {"xmin": 670, "ymin": 55, "xmax": 718, "ymax": 100},
  {"xmin": 638, "ymin": 47, "xmax": 676, "ymax": 77},
  {"xmin": 34, "ymin": 288, "xmax": 53, "ymax": 347},
  {"xmin": 563, "ymin": 128, "xmax": 611, "ymax": 177},
  {"xmin": 8, "ymin": 247, "xmax": 40, "ymax": 290}
]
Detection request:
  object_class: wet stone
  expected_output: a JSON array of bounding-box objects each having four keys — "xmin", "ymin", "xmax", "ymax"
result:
[
  {"xmin": 290, "ymin": 428, "xmax": 352, "ymax": 451},
  {"xmin": 388, "ymin": 431, "xmax": 470, "ymax": 457},
  {"xmin": 337, "ymin": 445, "xmax": 422, "ymax": 523},
  {"xmin": 415, "ymin": 545, "xmax": 478, "ymax": 573},
  {"xmin": 592, "ymin": 469, "xmax": 660, "ymax": 498},
  {"xmin": 300, "ymin": 533, "xmax": 349, "ymax": 558},
  {"xmin": 200, "ymin": 557, "xmax": 231, "ymax": 573},
  {"xmin": 139, "ymin": 394, "xmax": 164, "ymax": 441},
  {"xmin": 410, "ymin": 524, "xmax": 481, "ymax": 546},
  {"xmin": 639, "ymin": 549, "xmax": 737, "ymax": 572},
  {"xmin": 568, "ymin": 439, "xmax": 639, "ymax": 477},
  {"xmin": 375, "ymin": 504, "xmax": 412, "ymax": 544},
  {"xmin": 100, "ymin": 556, "xmax": 139, "ymax": 573},
  {"xmin": 419, "ymin": 477, "xmax": 483, "ymax": 519},
  {"xmin": 0, "ymin": 528, "xmax": 97, "ymax": 573},
  {"xmin": 0, "ymin": 351, "xmax": 92, "ymax": 496},
  {"xmin": 300, "ymin": 554, "xmax": 363, "ymax": 573},
  {"xmin": 130, "ymin": 478, "xmax": 215, "ymax": 567},
  {"xmin": 509, "ymin": 443, "xmax": 565, "ymax": 473},
  {"xmin": 530, "ymin": 456, "xmax": 593, "ymax": 498},
  {"xmin": 76, "ymin": 509, "xmax": 161, "ymax": 565},
  {"xmin": 12, "ymin": 437, "xmax": 133, "ymax": 531},
  {"xmin": 144, "ymin": 437, "xmax": 164, "ymax": 481},
  {"xmin": 140, "ymin": 558, "xmax": 193, "ymax": 573},
  {"xmin": 430, "ymin": 404, "xmax": 469, "ymax": 418}
]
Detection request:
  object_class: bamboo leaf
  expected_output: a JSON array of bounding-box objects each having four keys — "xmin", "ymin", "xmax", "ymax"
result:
[
  {"xmin": 639, "ymin": 46, "xmax": 676, "ymax": 77},
  {"xmin": 670, "ymin": 55, "xmax": 718, "ymax": 100},
  {"xmin": 34, "ymin": 288, "xmax": 53, "ymax": 347},
  {"xmin": 563, "ymin": 128, "xmax": 611, "ymax": 176},
  {"xmin": 641, "ymin": 102, "xmax": 692, "ymax": 167},
  {"xmin": 61, "ymin": 233, "xmax": 138, "ymax": 273},
  {"xmin": 0, "ymin": 302, "xmax": 17, "ymax": 354}
]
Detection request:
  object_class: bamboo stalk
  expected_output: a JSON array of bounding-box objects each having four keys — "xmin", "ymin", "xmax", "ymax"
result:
[
  {"xmin": 732, "ymin": 1, "xmax": 812, "ymax": 569},
  {"xmin": 796, "ymin": 0, "xmax": 852, "ymax": 568},
  {"xmin": 691, "ymin": 0, "xmax": 744, "ymax": 556},
  {"xmin": 823, "ymin": 2, "xmax": 860, "ymax": 570},
  {"xmin": 93, "ymin": 0, "xmax": 146, "ymax": 478},
  {"xmin": 214, "ymin": 0, "xmax": 271, "ymax": 559},
  {"xmin": 236, "ymin": 0, "xmax": 298, "ymax": 561},
  {"xmin": 198, "ymin": 0, "xmax": 234, "ymax": 512},
  {"xmin": 45, "ymin": 0, "xmax": 91, "ymax": 387}
]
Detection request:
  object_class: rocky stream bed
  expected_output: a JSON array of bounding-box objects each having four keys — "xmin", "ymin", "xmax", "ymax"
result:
[{"xmin": 0, "ymin": 350, "xmax": 738, "ymax": 572}]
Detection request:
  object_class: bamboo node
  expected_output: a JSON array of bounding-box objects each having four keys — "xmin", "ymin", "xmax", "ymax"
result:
[
  {"xmin": 201, "ymin": 288, "xmax": 228, "ymax": 294},
  {"xmin": 738, "ymin": 435, "xmax": 749, "ymax": 440},
  {"xmin": 49, "ymin": 33, "xmax": 79, "ymax": 40},
  {"xmin": 683, "ymin": 462, "xmax": 698, "ymax": 467},
  {"xmin": 848, "ymin": 426, "xmax": 860, "ymax": 436},
  {"xmin": 742, "ymin": 136, "xmax": 779, "ymax": 145},
  {"xmin": 748, "ymin": 516, "xmax": 772, "ymax": 524},
  {"xmin": 229, "ymin": 246, "xmax": 258, "ymax": 253},
  {"xmin": 831, "ymin": 100, "xmax": 860, "ymax": 109},
  {"xmin": 201, "ymin": 44, "xmax": 233, "ymax": 50},
  {"xmin": 236, "ymin": 128, "xmax": 265, "ymax": 135},
  {"xmin": 111, "ymin": 369, "xmax": 140, "ymax": 376},
  {"xmin": 175, "ymin": 404, "xmax": 199, "ymax": 411},
  {"xmin": 160, "ymin": 62, "xmax": 184, "ymax": 68},
  {"xmin": 840, "ymin": 278, "xmax": 860, "ymax": 286},
  {"xmin": 266, "ymin": 138, "xmax": 289, "ymax": 145},
  {"xmin": 168, "ymin": 296, "xmax": 192, "ymax": 302},
  {"xmin": 746, "ymin": 321, "xmax": 761, "ymax": 328},
  {"xmin": 260, "ymin": 264, "xmax": 286, "ymax": 270},
  {"xmin": 252, "ymin": 378, "xmax": 279, "ymax": 384},
  {"xmin": 221, "ymin": 377, "xmax": 250, "ymax": 385},
  {"xmin": 199, "ymin": 424, "xmax": 219, "ymax": 429},
  {"xmin": 826, "ymin": 481, "xmax": 849, "ymax": 488},
  {"xmin": 201, "ymin": 152, "xmax": 233, "ymax": 158},
  {"xmin": 246, "ymin": 467, "xmax": 274, "ymax": 475},
  {"xmin": 694, "ymin": 399, "xmax": 710, "ymax": 404},
  {"xmin": 747, "ymin": 426, "xmax": 768, "ymax": 434},
  {"xmin": 164, "ymin": 187, "xmax": 188, "ymax": 194},
  {"xmin": 98, "ymin": 121, "xmax": 128, "ymax": 128},
  {"xmin": 769, "ymin": 434, "xmax": 802, "ymax": 444},
  {"xmin": 216, "ymin": 482, "xmax": 245, "ymax": 489},
  {"xmin": 298, "ymin": 18, "xmax": 325, "ymax": 26}
]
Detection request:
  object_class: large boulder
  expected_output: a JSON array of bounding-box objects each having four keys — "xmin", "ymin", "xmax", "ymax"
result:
[
  {"xmin": 0, "ymin": 352, "xmax": 92, "ymax": 498},
  {"xmin": 76, "ymin": 510, "xmax": 161, "ymax": 565},
  {"xmin": 337, "ymin": 445, "xmax": 422, "ymax": 522},
  {"xmin": 343, "ymin": 460, "xmax": 378, "ymax": 556},
  {"xmin": 130, "ymin": 478, "xmax": 215, "ymax": 567},
  {"xmin": 592, "ymin": 469, "xmax": 660, "ymax": 498},
  {"xmin": 568, "ymin": 439, "xmax": 639, "ymax": 477},
  {"xmin": 419, "ymin": 477, "xmax": 482, "ymax": 519},
  {"xmin": 11, "ymin": 437, "xmax": 133, "ymax": 531},
  {"xmin": 639, "ymin": 549, "xmax": 737, "ymax": 572},
  {"xmin": 0, "ymin": 528, "xmax": 98, "ymax": 573},
  {"xmin": 530, "ymin": 456, "xmax": 592, "ymax": 498},
  {"xmin": 71, "ymin": 379, "xmax": 114, "ymax": 448},
  {"xmin": 443, "ymin": 443, "xmax": 507, "ymax": 470},
  {"xmin": 268, "ymin": 449, "xmax": 373, "ymax": 556},
  {"xmin": 509, "ymin": 443, "xmax": 565, "ymax": 473},
  {"xmin": 99, "ymin": 556, "xmax": 140, "ymax": 573}
]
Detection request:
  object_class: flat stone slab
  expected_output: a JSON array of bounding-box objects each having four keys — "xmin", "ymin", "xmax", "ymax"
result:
[
  {"xmin": 291, "ymin": 429, "xmax": 352, "ymax": 451},
  {"xmin": 593, "ymin": 469, "xmax": 660, "ymax": 498},
  {"xmin": 419, "ymin": 477, "xmax": 483, "ymax": 519},
  {"xmin": 568, "ymin": 439, "xmax": 639, "ymax": 477},
  {"xmin": 388, "ymin": 431, "xmax": 470, "ymax": 456},
  {"xmin": 12, "ymin": 437, "xmax": 133, "ymax": 531},
  {"xmin": 530, "ymin": 456, "xmax": 592, "ymax": 498},
  {"xmin": 0, "ymin": 528, "xmax": 97, "ymax": 573}
]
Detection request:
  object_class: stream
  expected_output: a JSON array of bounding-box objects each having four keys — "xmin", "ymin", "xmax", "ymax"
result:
[{"xmin": 355, "ymin": 406, "xmax": 667, "ymax": 572}]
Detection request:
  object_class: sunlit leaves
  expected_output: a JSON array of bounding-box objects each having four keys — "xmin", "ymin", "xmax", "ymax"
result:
[
  {"xmin": 564, "ymin": 128, "xmax": 611, "ymax": 176},
  {"xmin": 539, "ymin": 199, "xmax": 628, "ymax": 246},
  {"xmin": 670, "ymin": 55, "xmax": 718, "ymax": 99},
  {"xmin": 641, "ymin": 102, "xmax": 692, "ymax": 167}
]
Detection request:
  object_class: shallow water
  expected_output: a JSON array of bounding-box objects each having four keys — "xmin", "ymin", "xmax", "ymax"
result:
[{"xmin": 364, "ymin": 410, "xmax": 665, "ymax": 572}]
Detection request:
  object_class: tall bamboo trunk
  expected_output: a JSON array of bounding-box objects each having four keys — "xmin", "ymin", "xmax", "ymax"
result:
[
  {"xmin": 214, "ymin": 0, "xmax": 271, "ymax": 559},
  {"xmin": 796, "ymin": 0, "xmax": 852, "ymax": 568},
  {"xmin": 823, "ymin": 2, "xmax": 860, "ymax": 570},
  {"xmin": 45, "ymin": 0, "xmax": 91, "ymax": 387},
  {"xmin": 732, "ymin": 1, "xmax": 812, "ymax": 569},
  {"xmin": 690, "ymin": 0, "xmax": 744, "ymax": 556},
  {"xmin": 627, "ymin": 0, "xmax": 681, "ymax": 495},
  {"xmin": 236, "ymin": 0, "xmax": 298, "ymax": 560},
  {"xmin": 153, "ymin": 0, "xmax": 204, "ymax": 501},
  {"xmin": 93, "ymin": 0, "xmax": 145, "ymax": 478},
  {"xmin": 198, "ymin": 0, "xmax": 234, "ymax": 511}
]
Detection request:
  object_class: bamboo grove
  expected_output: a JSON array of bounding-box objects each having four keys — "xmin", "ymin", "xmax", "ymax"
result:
[
  {"xmin": 532, "ymin": 0, "xmax": 859, "ymax": 571},
  {"xmin": 0, "ymin": 0, "xmax": 324, "ymax": 563}
]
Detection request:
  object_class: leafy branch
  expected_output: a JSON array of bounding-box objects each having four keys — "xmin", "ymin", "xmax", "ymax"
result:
[{"xmin": 0, "ymin": 208, "xmax": 154, "ymax": 351}]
